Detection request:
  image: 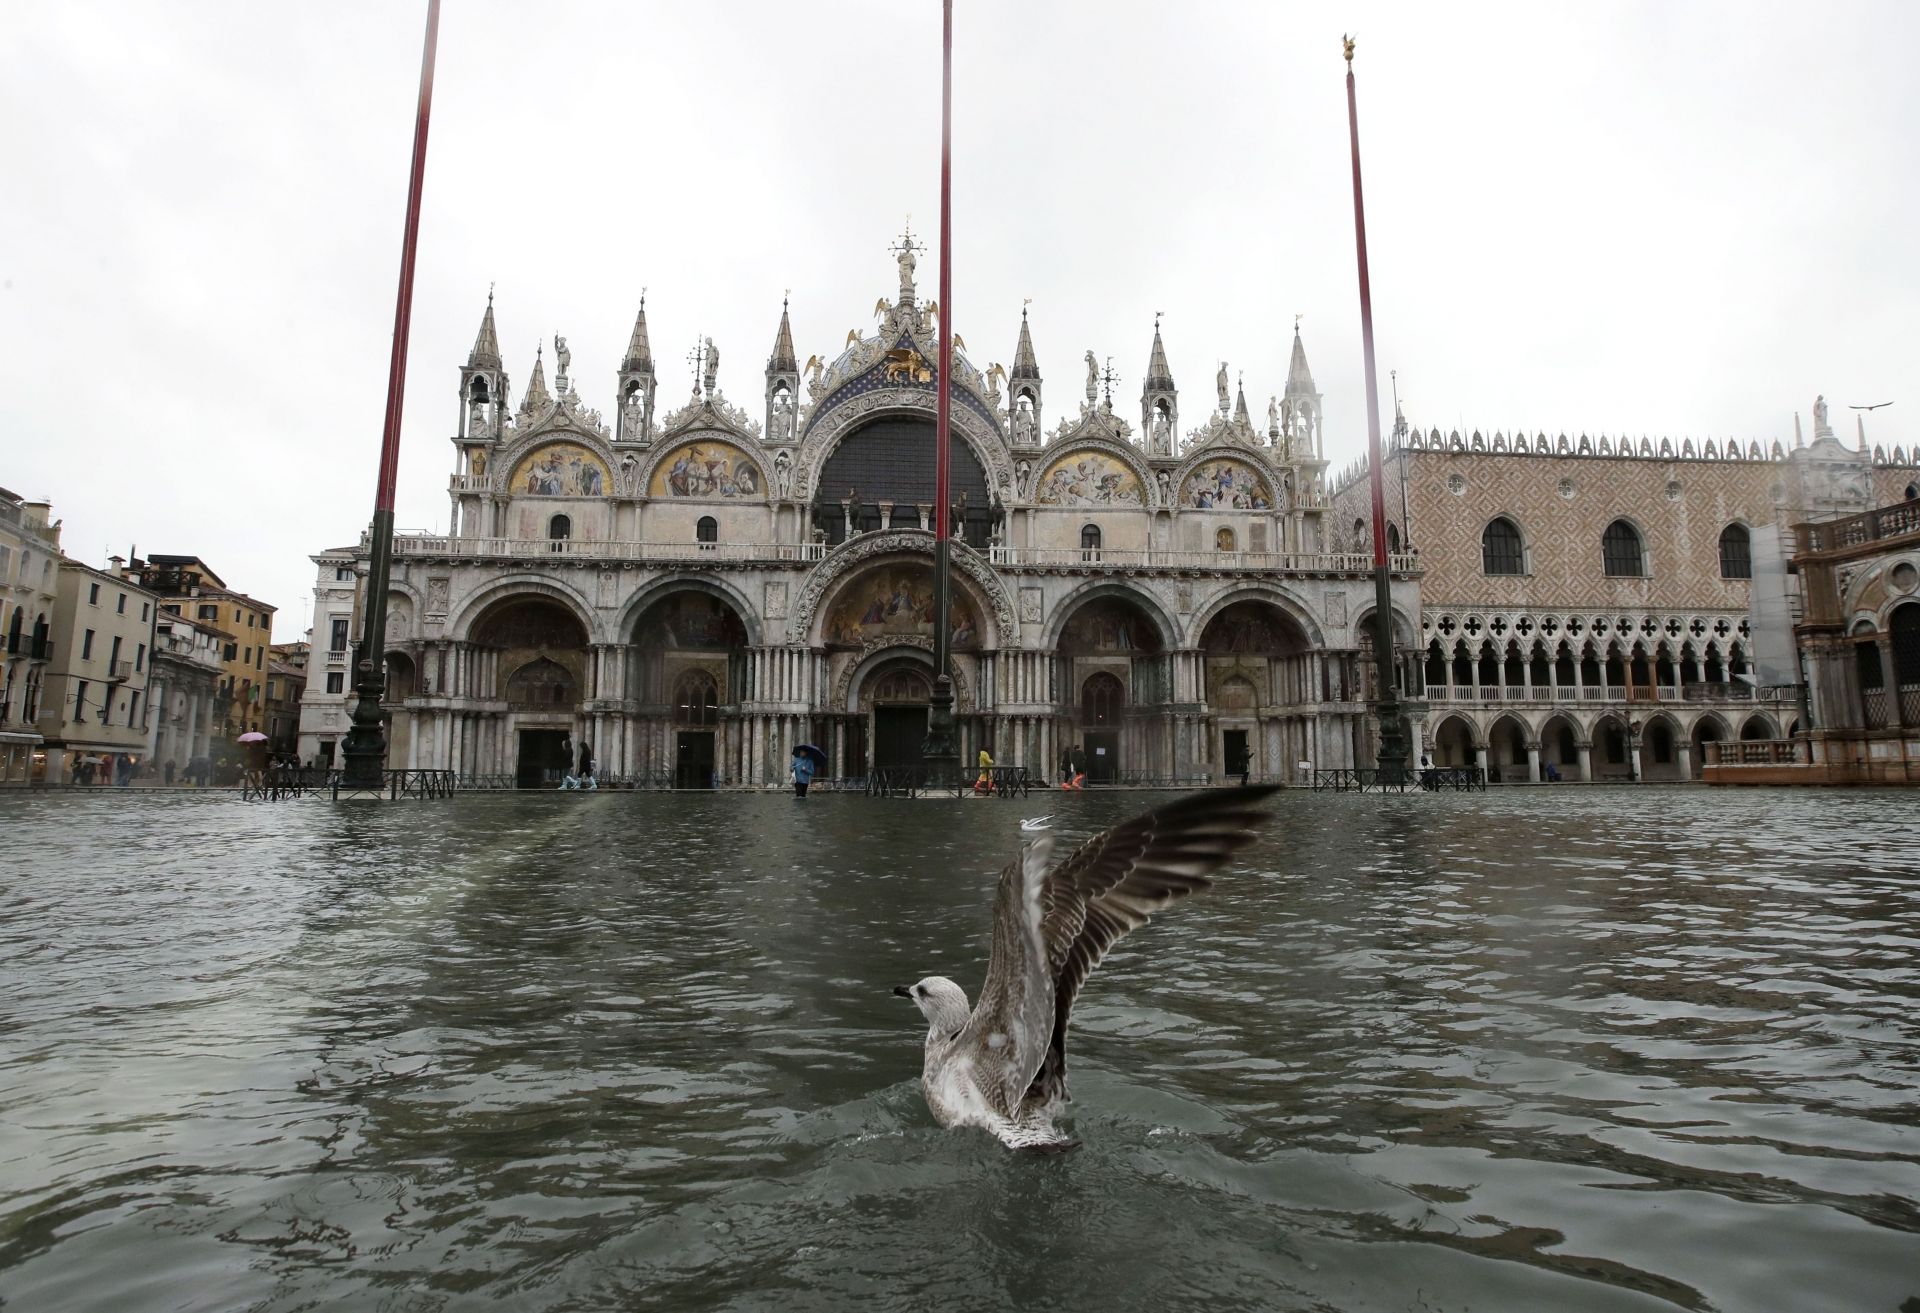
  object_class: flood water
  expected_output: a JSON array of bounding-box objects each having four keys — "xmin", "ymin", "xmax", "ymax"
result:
[{"xmin": 2, "ymin": 786, "xmax": 1917, "ymax": 1312}]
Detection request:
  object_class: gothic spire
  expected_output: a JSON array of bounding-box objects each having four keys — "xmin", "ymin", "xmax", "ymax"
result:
[
  {"xmin": 621, "ymin": 294, "xmax": 653, "ymax": 372},
  {"xmin": 525, "ymin": 341, "xmax": 549, "ymax": 407},
  {"xmin": 768, "ymin": 297, "xmax": 797, "ymax": 373},
  {"xmin": 1233, "ymin": 375, "xmax": 1251, "ymax": 427},
  {"xmin": 468, "ymin": 289, "xmax": 501, "ymax": 369},
  {"xmin": 1011, "ymin": 305, "xmax": 1040, "ymax": 380},
  {"xmin": 1144, "ymin": 315, "xmax": 1174, "ymax": 391},
  {"xmin": 1285, "ymin": 324, "xmax": 1315, "ymax": 394}
]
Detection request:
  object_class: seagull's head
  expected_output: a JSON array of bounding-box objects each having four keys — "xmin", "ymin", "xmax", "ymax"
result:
[{"xmin": 892, "ymin": 975, "xmax": 971, "ymax": 1032}]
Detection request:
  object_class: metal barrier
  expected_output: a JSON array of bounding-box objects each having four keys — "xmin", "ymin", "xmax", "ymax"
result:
[
  {"xmin": 1313, "ymin": 766, "xmax": 1485, "ymax": 793},
  {"xmin": 332, "ymin": 769, "xmax": 457, "ymax": 800}
]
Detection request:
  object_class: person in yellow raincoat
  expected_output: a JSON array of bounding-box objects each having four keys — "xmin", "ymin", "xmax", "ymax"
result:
[{"xmin": 974, "ymin": 746, "xmax": 994, "ymax": 793}]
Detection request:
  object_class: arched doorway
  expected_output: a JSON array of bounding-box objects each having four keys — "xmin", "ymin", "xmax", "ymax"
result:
[
  {"xmin": 1690, "ymin": 715, "xmax": 1727, "ymax": 779},
  {"xmin": 1429, "ymin": 714, "xmax": 1477, "ymax": 768},
  {"xmin": 1642, "ymin": 716, "xmax": 1683, "ymax": 781},
  {"xmin": 1487, "ymin": 715, "xmax": 1529, "ymax": 784},
  {"xmin": 473, "ymin": 596, "xmax": 591, "ymax": 787},
  {"xmin": 864, "ymin": 660, "xmax": 934, "ymax": 772},
  {"xmin": 1058, "ymin": 592, "xmax": 1166, "ymax": 781},
  {"xmin": 630, "ymin": 589, "xmax": 749, "ymax": 787},
  {"xmin": 1200, "ymin": 598, "xmax": 1314, "ymax": 782},
  {"xmin": 383, "ymin": 651, "xmax": 418, "ymax": 766},
  {"xmin": 810, "ymin": 416, "xmax": 997, "ymax": 548},
  {"xmin": 819, "ymin": 559, "xmax": 989, "ymax": 777},
  {"xmin": 1539, "ymin": 713, "xmax": 1579, "ymax": 781},
  {"xmin": 1593, "ymin": 715, "xmax": 1632, "ymax": 781}
]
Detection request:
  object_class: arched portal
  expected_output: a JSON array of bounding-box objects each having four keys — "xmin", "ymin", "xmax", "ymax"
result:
[
  {"xmin": 1539, "ymin": 713, "xmax": 1579, "ymax": 780},
  {"xmin": 1429, "ymin": 714, "xmax": 1478, "ymax": 768},
  {"xmin": 630, "ymin": 589, "xmax": 749, "ymax": 788},
  {"xmin": 1200, "ymin": 598, "xmax": 1314, "ymax": 783},
  {"xmin": 1057, "ymin": 591, "xmax": 1167, "ymax": 782},
  {"xmin": 472, "ymin": 595, "xmax": 592, "ymax": 787},
  {"xmin": 382, "ymin": 650, "xmax": 419, "ymax": 766},
  {"xmin": 1487, "ymin": 714, "xmax": 1530, "ymax": 783},
  {"xmin": 810, "ymin": 416, "xmax": 996, "ymax": 548},
  {"xmin": 1689, "ymin": 714, "xmax": 1728, "ymax": 779}
]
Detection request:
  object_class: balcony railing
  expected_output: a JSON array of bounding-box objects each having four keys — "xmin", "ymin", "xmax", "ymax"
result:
[
  {"xmin": 394, "ymin": 536, "xmax": 830, "ymax": 564},
  {"xmin": 1797, "ymin": 500, "xmax": 1920, "ymax": 554},
  {"xmin": 1429, "ymin": 682, "xmax": 1797, "ymax": 705},
  {"xmin": 988, "ymin": 546, "xmax": 1420, "ymax": 573},
  {"xmin": 107, "ymin": 660, "xmax": 133, "ymax": 682},
  {"xmin": 389, "ymin": 533, "xmax": 1420, "ymax": 576}
]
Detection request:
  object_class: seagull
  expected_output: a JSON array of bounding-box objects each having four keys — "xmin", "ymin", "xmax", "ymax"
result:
[{"xmin": 894, "ymin": 786, "xmax": 1279, "ymax": 1150}]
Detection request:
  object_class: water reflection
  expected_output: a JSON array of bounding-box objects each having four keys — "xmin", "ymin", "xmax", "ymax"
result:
[{"xmin": 1, "ymin": 788, "xmax": 1916, "ymax": 1311}]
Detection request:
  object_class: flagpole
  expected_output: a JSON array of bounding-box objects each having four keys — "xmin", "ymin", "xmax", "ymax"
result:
[
  {"xmin": 1344, "ymin": 34, "xmax": 1411, "ymax": 782},
  {"xmin": 341, "ymin": 0, "xmax": 441, "ymax": 790},
  {"xmin": 923, "ymin": 0, "xmax": 959, "ymax": 784}
]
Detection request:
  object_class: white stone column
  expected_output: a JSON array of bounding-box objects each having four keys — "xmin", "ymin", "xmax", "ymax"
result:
[
  {"xmin": 1474, "ymin": 745, "xmax": 1490, "ymax": 780},
  {"xmin": 1526, "ymin": 744, "xmax": 1540, "ymax": 783},
  {"xmin": 1677, "ymin": 741, "xmax": 1693, "ymax": 779},
  {"xmin": 1575, "ymin": 742, "xmax": 1592, "ymax": 782}
]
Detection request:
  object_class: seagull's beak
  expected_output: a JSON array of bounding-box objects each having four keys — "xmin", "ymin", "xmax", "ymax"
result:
[{"xmin": 892, "ymin": 985, "xmax": 913, "ymax": 999}]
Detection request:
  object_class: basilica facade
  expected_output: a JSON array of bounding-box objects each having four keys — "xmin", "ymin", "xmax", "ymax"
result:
[{"xmin": 296, "ymin": 253, "xmax": 1419, "ymax": 785}]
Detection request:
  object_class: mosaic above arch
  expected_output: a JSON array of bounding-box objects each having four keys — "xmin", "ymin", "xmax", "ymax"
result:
[
  {"xmin": 650, "ymin": 439, "xmax": 764, "ymax": 499},
  {"xmin": 511, "ymin": 441, "xmax": 610, "ymax": 497},
  {"xmin": 823, "ymin": 564, "xmax": 983, "ymax": 650},
  {"xmin": 1034, "ymin": 448, "xmax": 1145, "ymax": 507},
  {"xmin": 1180, "ymin": 457, "xmax": 1274, "ymax": 510}
]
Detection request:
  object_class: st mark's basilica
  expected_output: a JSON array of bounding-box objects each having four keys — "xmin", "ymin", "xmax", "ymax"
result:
[
  {"xmin": 296, "ymin": 239, "xmax": 1920, "ymax": 787},
  {"xmin": 297, "ymin": 242, "xmax": 1418, "ymax": 786}
]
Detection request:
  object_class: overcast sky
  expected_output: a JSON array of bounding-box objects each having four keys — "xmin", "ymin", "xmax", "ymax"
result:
[{"xmin": 4, "ymin": 2, "xmax": 1914, "ymax": 640}]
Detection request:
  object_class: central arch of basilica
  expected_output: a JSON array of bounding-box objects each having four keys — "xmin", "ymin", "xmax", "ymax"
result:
[{"xmin": 301, "ymin": 245, "xmax": 1420, "ymax": 785}]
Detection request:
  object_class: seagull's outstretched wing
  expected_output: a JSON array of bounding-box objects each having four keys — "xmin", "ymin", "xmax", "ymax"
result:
[
  {"xmin": 1024, "ymin": 786, "xmax": 1279, "ymax": 1109},
  {"xmin": 957, "ymin": 825, "xmax": 1059, "ymax": 1120}
]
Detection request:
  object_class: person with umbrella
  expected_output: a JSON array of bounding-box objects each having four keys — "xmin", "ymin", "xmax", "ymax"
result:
[
  {"xmin": 237, "ymin": 731, "xmax": 270, "ymax": 793},
  {"xmin": 791, "ymin": 742, "xmax": 826, "ymax": 798}
]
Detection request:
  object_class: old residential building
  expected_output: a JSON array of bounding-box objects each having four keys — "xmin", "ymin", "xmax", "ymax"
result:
[
  {"xmin": 146, "ymin": 611, "xmax": 228, "ymax": 777},
  {"xmin": 35, "ymin": 559, "xmax": 158, "ymax": 783},
  {"xmin": 127, "ymin": 555, "xmax": 277, "ymax": 737},
  {"xmin": 0, "ymin": 489, "xmax": 62, "ymax": 783}
]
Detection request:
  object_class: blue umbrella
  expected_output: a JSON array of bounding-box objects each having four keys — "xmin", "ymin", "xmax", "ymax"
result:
[{"xmin": 794, "ymin": 743, "xmax": 828, "ymax": 768}]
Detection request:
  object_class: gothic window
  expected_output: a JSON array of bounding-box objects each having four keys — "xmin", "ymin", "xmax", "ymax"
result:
[
  {"xmin": 1718, "ymin": 523, "xmax": 1752, "ymax": 579},
  {"xmin": 1353, "ymin": 518, "xmax": 1366, "ymax": 548},
  {"xmin": 548, "ymin": 514, "xmax": 571, "ymax": 552},
  {"xmin": 672, "ymin": 669, "xmax": 719, "ymax": 726},
  {"xmin": 1387, "ymin": 522, "xmax": 1401, "ymax": 553},
  {"xmin": 697, "ymin": 516, "xmax": 719, "ymax": 547},
  {"xmin": 1602, "ymin": 519, "xmax": 1646, "ymax": 577},
  {"xmin": 1481, "ymin": 517, "xmax": 1524, "ymax": 575},
  {"xmin": 1080, "ymin": 524, "xmax": 1102, "ymax": 560},
  {"xmin": 1081, "ymin": 671, "xmax": 1124, "ymax": 725},
  {"xmin": 1907, "ymin": 484, "xmax": 1918, "ymax": 501},
  {"xmin": 1216, "ymin": 527, "xmax": 1237, "ymax": 553},
  {"xmin": 1893, "ymin": 602, "xmax": 1920, "ymax": 695}
]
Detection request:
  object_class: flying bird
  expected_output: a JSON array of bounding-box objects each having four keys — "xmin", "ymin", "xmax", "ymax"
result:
[{"xmin": 895, "ymin": 786, "xmax": 1278, "ymax": 1150}]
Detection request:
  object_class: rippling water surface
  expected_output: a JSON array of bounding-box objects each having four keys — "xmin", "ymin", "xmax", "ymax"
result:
[{"xmin": 2, "ymin": 787, "xmax": 1918, "ymax": 1311}]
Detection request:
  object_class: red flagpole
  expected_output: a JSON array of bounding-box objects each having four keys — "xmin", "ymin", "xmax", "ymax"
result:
[
  {"xmin": 1344, "ymin": 34, "xmax": 1410, "ymax": 778},
  {"xmin": 923, "ymin": 0, "xmax": 959, "ymax": 777},
  {"xmin": 935, "ymin": 0, "xmax": 952, "ymax": 542},
  {"xmin": 341, "ymin": 0, "xmax": 441, "ymax": 788}
]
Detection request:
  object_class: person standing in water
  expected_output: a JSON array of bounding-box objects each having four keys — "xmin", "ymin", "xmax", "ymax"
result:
[{"xmin": 791, "ymin": 746, "xmax": 815, "ymax": 798}]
